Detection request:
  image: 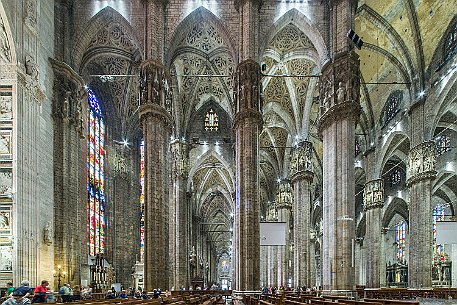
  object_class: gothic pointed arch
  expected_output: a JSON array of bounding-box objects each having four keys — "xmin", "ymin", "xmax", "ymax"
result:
[
  {"xmin": 261, "ymin": 8, "xmax": 329, "ymax": 65},
  {"xmin": 72, "ymin": 6, "xmax": 142, "ymax": 70}
]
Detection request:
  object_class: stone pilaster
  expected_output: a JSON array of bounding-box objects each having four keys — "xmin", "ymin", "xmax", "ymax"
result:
[
  {"xmin": 233, "ymin": 59, "xmax": 262, "ymax": 291},
  {"xmin": 363, "ymin": 179, "xmax": 384, "ymax": 288},
  {"xmin": 235, "ymin": 0, "xmax": 262, "ymax": 60},
  {"xmin": 50, "ymin": 59, "xmax": 88, "ymax": 288},
  {"xmin": 169, "ymin": 140, "xmax": 189, "ymax": 289},
  {"xmin": 140, "ymin": 60, "xmax": 173, "ymax": 290},
  {"xmin": 276, "ymin": 181, "xmax": 293, "ymax": 287},
  {"xmin": 290, "ymin": 141, "xmax": 314, "ymax": 288},
  {"xmin": 406, "ymin": 141, "xmax": 437, "ymax": 288},
  {"xmin": 318, "ymin": 52, "xmax": 360, "ymax": 291}
]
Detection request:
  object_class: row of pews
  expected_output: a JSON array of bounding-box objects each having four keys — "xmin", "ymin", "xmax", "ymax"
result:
[
  {"xmin": 244, "ymin": 294, "xmax": 421, "ymax": 305},
  {"xmin": 49, "ymin": 292, "xmax": 227, "ymax": 305}
]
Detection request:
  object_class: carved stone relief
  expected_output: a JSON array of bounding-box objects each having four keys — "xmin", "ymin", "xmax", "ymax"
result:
[
  {"xmin": 0, "ymin": 170, "xmax": 12, "ymax": 196},
  {"xmin": 24, "ymin": 0, "xmax": 37, "ymax": 30},
  {"xmin": 88, "ymin": 22, "xmax": 137, "ymax": 53},
  {"xmin": 270, "ymin": 23, "xmax": 313, "ymax": 54},
  {"xmin": 0, "ymin": 245, "xmax": 12, "ymax": 271},
  {"xmin": 0, "ymin": 211, "xmax": 10, "ymax": 230},
  {"xmin": 406, "ymin": 141, "xmax": 437, "ymax": 185},
  {"xmin": 290, "ymin": 141, "xmax": 313, "ymax": 181},
  {"xmin": 0, "ymin": 95, "xmax": 12, "ymax": 120},
  {"xmin": 0, "ymin": 16, "xmax": 11, "ymax": 62},
  {"xmin": 363, "ymin": 179, "xmax": 384, "ymax": 211},
  {"xmin": 0, "ymin": 130, "xmax": 12, "ymax": 157}
]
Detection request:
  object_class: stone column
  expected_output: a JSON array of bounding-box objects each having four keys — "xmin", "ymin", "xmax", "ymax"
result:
[
  {"xmin": 140, "ymin": 60, "xmax": 173, "ymax": 290},
  {"xmin": 318, "ymin": 53, "xmax": 360, "ymax": 291},
  {"xmin": 364, "ymin": 179, "xmax": 384, "ymax": 287},
  {"xmin": 290, "ymin": 141, "xmax": 314, "ymax": 288},
  {"xmin": 50, "ymin": 59, "xmax": 88, "ymax": 288},
  {"xmin": 170, "ymin": 139, "xmax": 189, "ymax": 289},
  {"xmin": 406, "ymin": 141, "xmax": 436, "ymax": 288},
  {"xmin": 276, "ymin": 181, "xmax": 293, "ymax": 287},
  {"xmin": 233, "ymin": 59, "xmax": 262, "ymax": 291}
]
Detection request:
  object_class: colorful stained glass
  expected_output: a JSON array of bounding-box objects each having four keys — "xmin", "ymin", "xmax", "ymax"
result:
[
  {"xmin": 395, "ymin": 221, "xmax": 406, "ymax": 262},
  {"xmin": 436, "ymin": 134, "xmax": 451, "ymax": 156},
  {"xmin": 433, "ymin": 203, "xmax": 446, "ymax": 260},
  {"xmin": 87, "ymin": 88, "xmax": 106, "ymax": 256},
  {"xmin": 140, "ymin": 139, "xmax": 145, "ymax": 262},
  {"xmin": 204, "ymin": 108, "xmax": 219, "ymax": 131}
]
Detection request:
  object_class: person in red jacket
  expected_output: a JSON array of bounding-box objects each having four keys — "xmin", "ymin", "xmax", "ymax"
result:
[{"xmin": 32, "ymin": 281, "xmax": 49, "ymax": 303}]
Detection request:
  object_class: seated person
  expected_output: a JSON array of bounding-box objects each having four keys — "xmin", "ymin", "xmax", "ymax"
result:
[
  {"xmin": 2, "ymin": 290, "xmax": 31, "ymax": 305},
  {"xmin": 133, "ymin": 291, "xmax": 142, "ymax": 299},
  {"xmin": 105, "ymin": 291, "xmax": 116, "ymax": 299},
  {"xmin": 118, "ymin": 291, "xmax": 128, "ymax": 299}
]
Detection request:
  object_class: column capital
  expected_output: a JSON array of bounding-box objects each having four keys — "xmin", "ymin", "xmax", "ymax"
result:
[
  {"xmin": 139, "ymin": 103, "xmax": 173, "ymax": 129},
  {"xmin": 318, "ymin": 52, "xmax": 361, "ymax": 134},
  {"xmin": 406, "ymin": 140, "xmax": 437, "ymax": 186},
  {"xmin": 276, "ymin": 180, "xmax": 293, "ymax": 210},
  {"xmin": 140, "ymin": 59, "xmax": 173, "ymax": 112},
  {"xmin": 363, "ymin": 179, "xmax": 384, "ymax": 211},
  {"xmin": 266, "ymin": 202, "xmax": 278, "ymax": 221},
  {"xmin": 290, "ymin": 141, "xmax": 314, "ymax": 182},
  {"xmin": 234, "ymin": 59, "xmax": 262, "ymax": 113}
]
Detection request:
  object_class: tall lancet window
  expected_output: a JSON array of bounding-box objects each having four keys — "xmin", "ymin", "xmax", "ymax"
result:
[
  {"xmin": 87, "ymin": 88, "xmax": 106, "ymax": 256},
  {"xmin": 204, "ymin": 108, "xmax": 219, "ymax": 131},
  {"xmin": 433, "ymin": 203, "xmax": 446, "ymax": 260},
  {"xmin": 395, "ymin": 221, "xmax": 406, "ymax": 262},
  {"xmin": 139, "ymin": 139, "xmax": 145, "ymax": 261}
]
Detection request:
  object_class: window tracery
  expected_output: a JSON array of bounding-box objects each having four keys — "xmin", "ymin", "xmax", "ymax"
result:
[
  {"xmin": 433, "ymin": 203, "xmax": 446, "ymax": 261},
  {"xmin": 381, "ymin": 91, "xmax": 402, "ymax": 127},
  {"xmin": 204, "ymin": 108, "xmax": 219, "ymax": 131},
  {"xmin": 436, "ymin": 134, "xmax": 451, "ymax": 156},
  {"xmin": 87, "ymin": 88, "xmax": 106, "ymax": 256},
  {"xmin": 390, "ymin": 169, "xmax": 401, "ymax": 187}
]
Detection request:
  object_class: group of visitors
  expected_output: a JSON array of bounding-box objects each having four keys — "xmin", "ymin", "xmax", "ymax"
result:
[
  {"xmin": 1, "ymin": 281, "xmax": 93, "ymax": 305},
  {"xmin": 105, "ymin": 287, "xmax": 150, "ymax": 300}
]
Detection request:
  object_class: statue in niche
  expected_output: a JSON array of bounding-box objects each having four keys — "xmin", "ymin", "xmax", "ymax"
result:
[
  {"xmin": 62, "ymin": 91, "xmax": 71, "ymax": 118},
  {"xmin": 43, "ymin": 221, "xmax": 52, "ymax": 246},
  {"xmin": 336, "ymin": 82, "xmax": 346, "ymax": 104},
  {"xmin": 25, "ymin": 55, "xmax": 38, "ymax": 80}
]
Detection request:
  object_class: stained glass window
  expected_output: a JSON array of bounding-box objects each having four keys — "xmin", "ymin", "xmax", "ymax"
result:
[
  {"xmin": 87, "ymin": 88, "xmax": 106, "ymax": 256},
  {"xmin": 433, "ymin": 203, "xmax": 446, "ymax": 261},
  {"xmin": 390, "ymin": 169, "xmax": 401, "ymax": 187},
  {"xmin": 445, "ymin": 22, "xmax": 457, "ymax": 60},
  {"xmin": 204, "ymin": 108, "xmax": 219, "ymax": 131},
  {"xmin": 395, "ymin": 221, "xmax": 406, "ymax": 262},
  {"xmin": 436, "ymin": 135, "xmax": 451, "ymax": 156},
  {"xmin": 140, "ymin": 139, "xmax": 145, "ymax": 262}
]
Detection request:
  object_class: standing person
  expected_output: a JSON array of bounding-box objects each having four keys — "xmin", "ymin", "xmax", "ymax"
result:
[
  {"xmin": 32, "ymin": 281, "xmax": 49, "ymax": 303},
  {"xmin": 1, "ymin": 290, "xmax": 31, "ymax": 305},
  {"xmin": 59, "ymin": 284, "xmax": 72, "ymax": 303}
]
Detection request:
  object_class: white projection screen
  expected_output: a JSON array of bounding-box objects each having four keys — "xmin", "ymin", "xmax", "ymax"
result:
[
  {"xmin": 436, "ymin": 222, "xmax": 457, "ymax": 245},
  {"xmin": 260, "ymin": 222, "xmax": 286, "ymax": 246}
]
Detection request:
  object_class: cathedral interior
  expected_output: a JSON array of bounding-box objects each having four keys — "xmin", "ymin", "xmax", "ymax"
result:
[{"xmin": 0, "ymin": 0, "xmax": 456, "ymax": 293}]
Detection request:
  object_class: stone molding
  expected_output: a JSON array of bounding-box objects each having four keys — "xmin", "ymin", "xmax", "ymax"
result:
[
  {"xmin": 363, "ymin": 179, "xmax": 384, "ymax": 211},
  {"xmin": 317, "ymin": 101, "xmax": 361, "ymax": 135},
  {"xmin": 290, "ymin": 141, "xmax": 314, "ymax": 182},
  {"xmin": 139, "ymin": 103, "xmax": 173, "ymax": 129},
  {"xmin": 233, "ymin": 108, "xmax": 263, "ymax": 129},
  {"xmin": 406, "ymin": 140, "xmax": 437, "ymax": 186}
]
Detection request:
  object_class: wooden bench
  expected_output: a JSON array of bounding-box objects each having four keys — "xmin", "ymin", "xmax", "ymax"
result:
[{"xmin": 363, "ymin": 298, "xmax": 419, "ymax": 305}]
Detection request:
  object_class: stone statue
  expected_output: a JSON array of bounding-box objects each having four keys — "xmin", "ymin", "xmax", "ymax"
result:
[
  {"xmin": 189, "ymin": 246, "xmax": 197, "ymax": 268},
  {"xmin": 62, "ymin": 91, "xmax": 71, "ymax": 118},
  {"xmin": 25, "ymin": 55, "xmax": 38, "ymax": 80},
  {"xmin": 43, "ymin": 221, "xmax": 53, "ymax": 246},
  {"xmin": 336, "ymin": 82, "xmax": 346, "ymax": 104}
]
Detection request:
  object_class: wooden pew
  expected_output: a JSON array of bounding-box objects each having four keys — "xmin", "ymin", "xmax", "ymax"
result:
[{"xmin": 363, "ymin": 298, "xmax": 419, "ymax": 305}]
